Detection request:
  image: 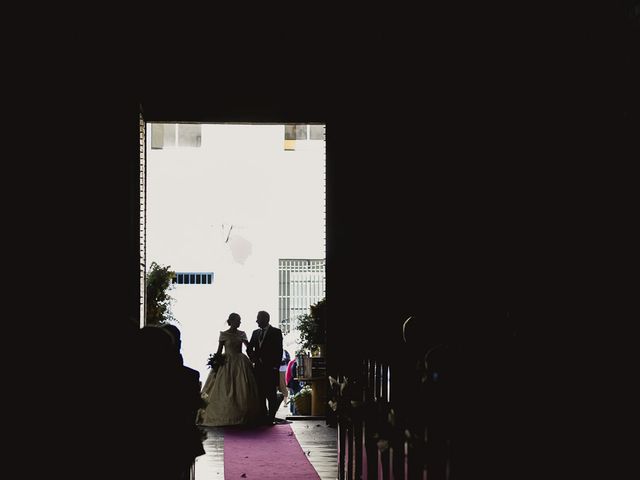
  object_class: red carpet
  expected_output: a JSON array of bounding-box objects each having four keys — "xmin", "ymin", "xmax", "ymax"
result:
[{"xmin": 224, "ymin": 424, "xmax": 320, "ymax": 479}]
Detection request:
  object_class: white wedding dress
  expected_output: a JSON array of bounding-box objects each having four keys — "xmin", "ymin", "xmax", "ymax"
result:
[{"xmin": 198, "ymin": 329, "xmax": 262, "ymax": 426}]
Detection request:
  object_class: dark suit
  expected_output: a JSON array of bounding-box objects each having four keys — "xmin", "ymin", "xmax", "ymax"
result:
[
  {"xmin": 248, "ymin": 325, "xmax": 283, "ymax": 421},
  {"xmin": 169, "ymin": 361, "xmax": 206, "ymax": 479}
]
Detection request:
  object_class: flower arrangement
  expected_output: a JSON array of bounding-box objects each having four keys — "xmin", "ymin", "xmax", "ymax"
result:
[
  {"xmin": 328, "ymin": 376, "xmax": 363, "ymax": 424},
  {"xmin": 206, "ymin": 352, "xmax": 226, "ymax": 373},
  {"xmin": 291, "ymin": 384, "xmax": 311, "ymax": 401}
]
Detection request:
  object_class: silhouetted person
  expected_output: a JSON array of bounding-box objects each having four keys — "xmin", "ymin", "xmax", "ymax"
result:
[
  {"xmin": 402, "ymin": 315, "xmax": 455, "ymax": 480},
  {"xmin": 247, "ymin": 310, "xmax": 283, "ymax": 424},
  {"xmin": 285, "ymin": 353, "xmax": 302, "ymax": 414},
  {"xmin": 161, "ymin": 324, "xmax": 206, "ymax": 480},
  {"xmin": 279, "ymin": 349, "xmax": 291, "ymax": 404},
  {"xmin": 197, "ymin": 312, "xmax": 262, "ymax": 426},
  {"xmin": 134, "ymin": 325, "xmax": 181, "ymax": 480}
]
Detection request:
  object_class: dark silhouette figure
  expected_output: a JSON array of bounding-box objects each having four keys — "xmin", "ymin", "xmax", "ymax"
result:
[
  {"xmin": 161, "ymin": 324, "xmax": 206, "ymax": 479},
  {"xmin": 134, "ymin": 325, "xmax": 205, "ymax": 480},
  {"xmin": 134, "ymin": 325, "xmax": 180, "ymax": 480},
  {"xmin": 247, "ymin": 310, "xmax": 283, "ymax": 424},
  {"xmin": 401, "ymin": 311, "xmax": 520, "ymax": 480},
  {"xmin": 401, "ymin": 315, "xmax": 455, "ymax": 480}
]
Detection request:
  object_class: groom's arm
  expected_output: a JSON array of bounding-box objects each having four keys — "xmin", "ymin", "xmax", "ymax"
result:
[{"xmin": 247, "ymin": 331, "xmax": 258, "ymax": 361}]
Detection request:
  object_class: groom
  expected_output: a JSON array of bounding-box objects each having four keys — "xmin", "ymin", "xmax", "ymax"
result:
[{"xmin": 248, "ymin": 310, "xmax": 283, "ymax": 425}]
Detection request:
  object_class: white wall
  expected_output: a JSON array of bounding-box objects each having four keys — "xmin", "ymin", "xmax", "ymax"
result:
[{"xmin": 146, "ymin": 124, "xmax": 325, "ymax": 382}]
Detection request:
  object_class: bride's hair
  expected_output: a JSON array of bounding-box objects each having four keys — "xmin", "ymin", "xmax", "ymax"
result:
[{"xmin": 227, "ymin": 312, "xmax": 241, "ymax": 325}]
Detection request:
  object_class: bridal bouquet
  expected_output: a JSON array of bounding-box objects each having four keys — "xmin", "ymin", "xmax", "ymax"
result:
[{"xmin": 206, "ymin": 352, "xmax": 226, "ymax": 373}]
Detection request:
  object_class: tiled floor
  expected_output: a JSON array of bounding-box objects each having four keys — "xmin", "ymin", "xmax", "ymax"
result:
[
  {"xmin": 289, "ymin": 420, "xmax": 338, "ymax": 480},
  {"xmin": 194, "ymin": 426, "xmax": 225, "ymax": 478},
  {"xmin": 194, "ymin": 401, "xmax": 338, "ymax": 479}
]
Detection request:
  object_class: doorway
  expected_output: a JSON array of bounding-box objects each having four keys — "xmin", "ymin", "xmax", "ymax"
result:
[{"xmin": 143, "ymin": 122, "xmax": 326, "ymax": 385}]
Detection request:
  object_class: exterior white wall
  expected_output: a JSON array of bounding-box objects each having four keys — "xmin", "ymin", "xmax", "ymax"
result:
[{"xmin": 146, "ymin": 124, "xmax": 325, "ymax": 381}]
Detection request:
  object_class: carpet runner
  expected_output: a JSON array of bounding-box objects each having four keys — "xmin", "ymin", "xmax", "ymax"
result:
[{"xmin": 223, "ymin": 423, "xmax": 320, "ymax": 479}]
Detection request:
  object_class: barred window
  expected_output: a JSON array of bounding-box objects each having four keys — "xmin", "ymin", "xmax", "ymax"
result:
[{"xmin": 171, "ymin": 272, "xmax": 214, "ymax": 285}]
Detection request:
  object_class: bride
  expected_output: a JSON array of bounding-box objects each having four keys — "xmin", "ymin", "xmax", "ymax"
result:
[{"xmin": 198, "ymin": 313, "xmax": 262, "ymax": 426}]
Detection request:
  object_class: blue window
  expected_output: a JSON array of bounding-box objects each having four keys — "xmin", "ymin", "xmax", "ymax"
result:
[{"xmin": 174, "ymin": 272, "xmax": 214, "ymax": 285}]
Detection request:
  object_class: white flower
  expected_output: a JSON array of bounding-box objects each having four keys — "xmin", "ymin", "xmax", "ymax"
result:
[
  {"xmin": 340, "ymin": 377, "xmax": 348, "ymax": 395},
  {"xmin": 388, "ymin": 408, "xmax": 396, "ymax": 426},
  {"xmin": 377, "ymin": 439, "xmax": 389, "ymax": 452}
]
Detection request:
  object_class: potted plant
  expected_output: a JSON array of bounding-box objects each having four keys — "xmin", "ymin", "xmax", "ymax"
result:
[
  {"xmin": 145, "ymin": 262, "xmax": 176, "ymax": 325},
  {"xmin": 296, "ymin": 298, "xmax": 326, "ymax": 356},
  {"xmin": 291, "ymin": 384, "xmax": 312, "ymax": 415}
]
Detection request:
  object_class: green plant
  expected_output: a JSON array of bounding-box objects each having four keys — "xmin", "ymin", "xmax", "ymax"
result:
[
  {"xmin": 145, "ymin": 262, "xmax": 176, "ymax": 325},
  {"xmin": 296, "ymin": 297, "xmax": 326, "ymax": 352}
]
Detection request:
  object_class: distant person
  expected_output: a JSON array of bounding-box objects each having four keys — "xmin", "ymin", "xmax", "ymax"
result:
[
  {"xmin": 279, "ymin": 349, "xmax": 291, "ymax": 405},
  {"xmin": 285, "ymin": 353, "xmax": 303, "ymax": 415},
  {"xmin": 247, "ymin": 310, "xmax": 283, "ymax": 424},
  {"xmin": 198, "ymin": 313, "xmax": 262, "ymax": 426}
]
